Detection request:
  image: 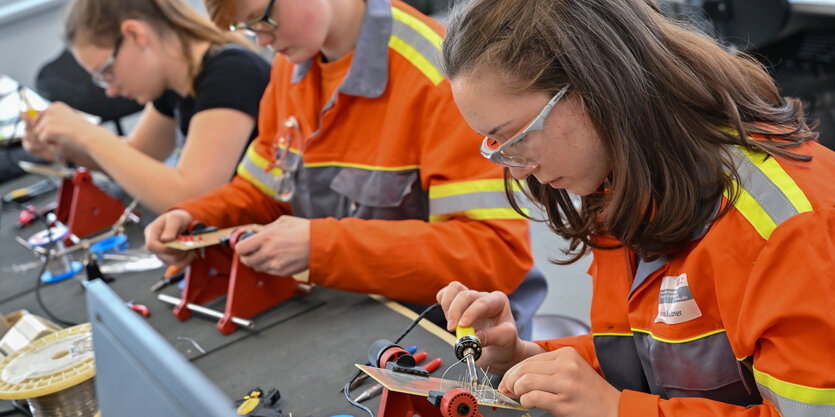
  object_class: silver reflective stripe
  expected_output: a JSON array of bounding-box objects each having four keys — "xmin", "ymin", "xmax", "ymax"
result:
[
  {"xmin": 237, "ymin": 156, "xmax": 278, "ymax": 199},
  {"xmin": 390, "ymin": 17, "xmax": 442, "ymax": 72},
  {"xmin": 758, "ymin": 384, "xmax": 835, "ymax": 417},
  {"xmin": 237, "ymin": 149, "xmax": 301, "ymax": 200},
  {"xmin": 729, "ymin": 147, "xmax": 800, "ymax": 226},
  {"xmin": 429, "ymin": 191, "xmax": 516, "ymax": 216}
]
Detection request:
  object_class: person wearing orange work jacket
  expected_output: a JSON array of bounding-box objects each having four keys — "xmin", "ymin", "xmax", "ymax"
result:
[
  {"xmin": 435, "ymin": 0, "xmax": 835, "ymax": 416},
  {"xmin": 144, "ymin": 0, "xmax": 546, "ymax": 337}
]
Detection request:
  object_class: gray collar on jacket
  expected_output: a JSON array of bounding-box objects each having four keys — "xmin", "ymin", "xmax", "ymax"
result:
[{"xmin": 291, "ymin": 0, "xmax": 391, "ymax": 99}]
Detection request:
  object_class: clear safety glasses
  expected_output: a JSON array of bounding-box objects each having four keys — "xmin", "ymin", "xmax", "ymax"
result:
[
  {"xmin": 91, "ymin": 35, "xmax": 123, "ymax": 89},
  {"xmin": 229, "ymin": 0, "xmax": 278, "ymax": 33},
  {"xmin": 479, "ymin": 83, "xmax": 570, "ymax": 169}
]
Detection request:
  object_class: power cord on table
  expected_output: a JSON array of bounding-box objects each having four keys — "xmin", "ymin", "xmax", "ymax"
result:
[
  {"xmin": 2, "ymin": 198, "xmax": 78, "ymax": 327},
  {"xmin": 343, "ymin": 303, "xmax": 440, "ymax": 417}
]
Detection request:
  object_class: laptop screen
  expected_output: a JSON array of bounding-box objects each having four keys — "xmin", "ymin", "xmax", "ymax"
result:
[{"xmin": 85, "ymin": 279, "xmax": 237, "ymax": 417}]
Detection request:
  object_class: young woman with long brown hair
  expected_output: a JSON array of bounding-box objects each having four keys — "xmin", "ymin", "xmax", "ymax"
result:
[
  {"xmin": 22, "ymin": 0, "xmax": 270, "ymax": 213},
  {"xmin": 437, "ymin": 0, "xmax": 835, "ymax": 415}
]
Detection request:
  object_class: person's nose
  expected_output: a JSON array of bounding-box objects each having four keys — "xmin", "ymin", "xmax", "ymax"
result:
[
  {"xmin": 255, "ymin": 32, "xmax": 275, "ymax": 49},
  {"xmin": 508, "ymin": 165, "xmax": 536, "ymax": 180},
  {"xmin": 104, "ymin": 83, "xmax": 120, "ymax": 98}
]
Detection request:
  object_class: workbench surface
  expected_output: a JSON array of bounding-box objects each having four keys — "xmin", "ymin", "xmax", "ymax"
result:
[{"xmin": 0, "ymin": 174, "xmax": 469, "ymax": 416}]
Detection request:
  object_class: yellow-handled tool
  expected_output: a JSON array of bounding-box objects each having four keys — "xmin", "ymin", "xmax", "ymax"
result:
[
  {"xmin": 455, "ymin": 326, "xmax": 483, "ymax": 389},
  {"xmin": 454, "ymin": 326, "xmax": 482, "ymax": 361},
  {"xmin": 18, "ymin": 86, "xmax": 38, "ymax": 118}
]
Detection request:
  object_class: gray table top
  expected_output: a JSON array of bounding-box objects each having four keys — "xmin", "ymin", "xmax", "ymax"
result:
[{"xmin": 0, "ymin": 174, "xmax": 471, "ymax": 417}]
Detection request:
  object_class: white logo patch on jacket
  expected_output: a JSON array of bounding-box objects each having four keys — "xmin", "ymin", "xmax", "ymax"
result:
[{"xmin": 655, "ymin": 273, "xmax": 702, "ymax": 324}]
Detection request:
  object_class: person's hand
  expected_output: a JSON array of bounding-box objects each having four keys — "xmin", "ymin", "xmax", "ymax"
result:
[
  {"xmin": 21, "ymin": 111, "xmax": 56, "ymax": 160},
  {"xmin": 436, "ymin": 281, "xmax": 531, "ymax": 374},
  {"xmin": 499, "ymin": 347, "xmax": 621, "ymax": 417},
  {"xmin": 144, "ymin": 209, "xmax": 196, "ymax": 267},
  {"xmin": 234, "ymin": 215, "xmax": 310, "ymax": 276},
  {"xmin": 32, "ymin": 102, "xmax": 103, "ymax": 152}
]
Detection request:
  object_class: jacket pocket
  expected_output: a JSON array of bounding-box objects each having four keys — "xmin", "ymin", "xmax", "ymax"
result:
[
  {"xmin": 638, "ymin": 331, "xmax": 761, "ymax": 406},
  {"xmin": 329, "ymin": 167, "xmax": 426, "ymax": 220}
]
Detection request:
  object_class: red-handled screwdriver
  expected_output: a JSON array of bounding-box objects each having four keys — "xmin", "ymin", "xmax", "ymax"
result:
[{"xmin": 126, "ymin": 301, "xmax": 150, "ymax": 317}]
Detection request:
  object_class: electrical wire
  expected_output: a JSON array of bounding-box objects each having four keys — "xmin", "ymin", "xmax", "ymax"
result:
[
  {"xmin": 2, "ymin": 198, "xmax": 78, "ymax": 327},
  {"xmin": 33, "ymin": 208, "xmax": 78, "ymax": 327},
  {"xmin": 343, "ymin": 303, "xmax": 441, "ymax": 417},
  {"xmin": 344, "ymin": 372, "xmax": 374, "ymax": 417},
  {"xmin": 392, "ymin": 303, "xmax": 439, "ymax": 345}
]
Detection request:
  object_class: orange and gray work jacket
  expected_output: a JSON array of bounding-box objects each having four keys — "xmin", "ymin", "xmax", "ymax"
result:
[
  {"xmin": 174, "ymin": 0, "xmax": 546, "ymax": 333},
  {"xmin": 536, "ymin": 141, "xmax": 835, "ymax": 416}
]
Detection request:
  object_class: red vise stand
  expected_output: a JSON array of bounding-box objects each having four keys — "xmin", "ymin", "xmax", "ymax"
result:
[
  {"xmin": 173, "ymin": 227, "xmax": 309, "ymax": 334},
  {"xmin": 376, "ymin": 346, "xmax": 483, "ymax": 417},
  {"xmin": 54, "ymin": 167, "xmax": 125, "ymax": 239}
]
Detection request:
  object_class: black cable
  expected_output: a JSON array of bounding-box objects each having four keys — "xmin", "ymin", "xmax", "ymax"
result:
[
  {"xmin": 3, "ymin": 198, "xmax": 78, "ymax": 327},
  {"xmin": 344, "ymin": 373, "xmax": 374, "ymax": 417},
  {"xmin": 343, "ymin": 303, "xmax": 441, "ymax": 417},
  {"xmin": 393, "ymin": 303, "xmax": 439, "ymax": 345},
  {"xmin": 33, "ymin": 210, "xmax": 78, "ymax": 327}
]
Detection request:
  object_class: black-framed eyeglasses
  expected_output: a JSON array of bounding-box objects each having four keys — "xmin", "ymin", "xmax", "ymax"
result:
[
  {"xmin": 229, "ymin": 0, "xmax": 278, "ymax": 33},
  {"xmin": 91, "ymin": 35, "xmax": 123, "ymax": 89}
]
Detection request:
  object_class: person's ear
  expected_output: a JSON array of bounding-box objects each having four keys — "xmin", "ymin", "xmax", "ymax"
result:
[{"xmin": 120, "ymin": 19, "xmax": 152, "ymax": 49}]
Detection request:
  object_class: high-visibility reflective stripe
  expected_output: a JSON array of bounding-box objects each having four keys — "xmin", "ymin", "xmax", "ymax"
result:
[
  {"xmin": 429, "ymin": 179, "xmax": 525, "ymax": 221},
  {"xmin": 631, "ymin": 328, "xmax": 727, "ymax": 344},
  {"xmin": 737, "ymin": 146, "xmax": 813, "ymax": 214},
  {"xmin": 237, "ymin": 163, "xmax": 274, "ymax": 198},
  {"xmin": 391, "ymin": 7, "xmax": 444, "ymax": 50},
  {"xmin": 429, "ymin": 179, "xmax": 522, "ymax": 199},
  {"xmin": 429, "ymin": 207, "xmax": 526, "ymax": 222},
  {"xmin": 592, "ymin": 332, "xmax": 634, "ymax": 337},
  {"xmin": 390, "ymin": 8, "xmax": 443, "ymax": 85},
  {"xmin": 389, "ymin": 37, "xmax": 443, "ymax": 85},
  {"xmin": 236, "ymin": 143, "xmax": 289, "ymax": 200},
  {"xmin": 431, "ymin": 191, "xmax": 511, "ymax": 214},
  {"xmin": 727, "ymin": 146, "xmax": 813, "ymax": 239},
  {"xmin": 728, "ymin": 185, "xmax": 775, "ymax": 240},
  {"xmin": 304, "ymin": 161, "xmax": 420, "ymax": 171},
  {"xmin": 754, "ymin": 367, "xmax": 835, "ymax": 416}
]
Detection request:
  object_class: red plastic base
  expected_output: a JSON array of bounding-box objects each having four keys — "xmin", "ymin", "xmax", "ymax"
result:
[
  {"xmin": 54, "ymin": 168, "xmax": 125, "ymax": 238},
  {"xmin": 376, "ymin": 347, "xmax": 482, "ymax": 417},
  {"xmin": 173, "ymin": 225, "xmax": 308, "ymax": 334},
  {"xmin": 378, "ymin": 388, "xmax": 482, "ymax": 417}
]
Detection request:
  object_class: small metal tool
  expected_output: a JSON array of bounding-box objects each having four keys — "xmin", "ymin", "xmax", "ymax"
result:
[
  {"xmin": 455, "ymin": 326, "xmax": 482, "ymax": 389},
  {"xmin": 157, "ymin": 293, "xmax": 254, "ymax": 329}
]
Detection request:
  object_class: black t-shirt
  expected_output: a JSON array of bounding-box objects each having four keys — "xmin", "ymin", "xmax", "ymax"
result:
[{"xmin": 152, "ymin": 44, "xmax": 270, "ymax": 150}]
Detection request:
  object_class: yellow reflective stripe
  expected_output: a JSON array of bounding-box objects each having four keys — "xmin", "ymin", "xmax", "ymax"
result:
[
  {"xmin": 303, "ymin": 161, "xmax": 420, "ymax": 171},
  {"xmin": 242, "ymin": 142, "xmax": 284, "ymax": 177},
  {"xmin": 389, "ymin": 35, "xmax": 444, "ymax": 85},
  {"xmin": 631, "ymin": 328, "xmax": 726, "ymax": 344},
  {"xmin": 754, "ymin": 366, "xmax": 835, "ymax": 405},
  {"xmin": 237, "ymin": 162, "xmax": 278, "ymax": 199},
  {"xmin": 429, "ymin": 207, "xmax": 527, "ymax": 222},
  {"xmin": 725, "ymin": 183, "xmax": 776, "ymax": 240},
  {"xmin": 736, "ymin": 146, "xmax": 813, "ymax": 213},
  {"xmin": 391, "ymin": 7, "xmax": 444, "ymax": 51},
  {"xmin": 592, "ymin": 332, "xmax": 634, "ymax": 337},
  {"xmin": 429, "ymin": 179, "xmax": 520, "ymax": 199}
]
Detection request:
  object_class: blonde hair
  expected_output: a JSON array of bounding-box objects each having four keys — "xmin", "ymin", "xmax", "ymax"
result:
[
  {"xmin": 65, "ymin": 0, "xmax": 256, "ymax": 89},
  {"xmin": 203, "ymin": 0, "xmax": 238, "ymax": 31}
]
